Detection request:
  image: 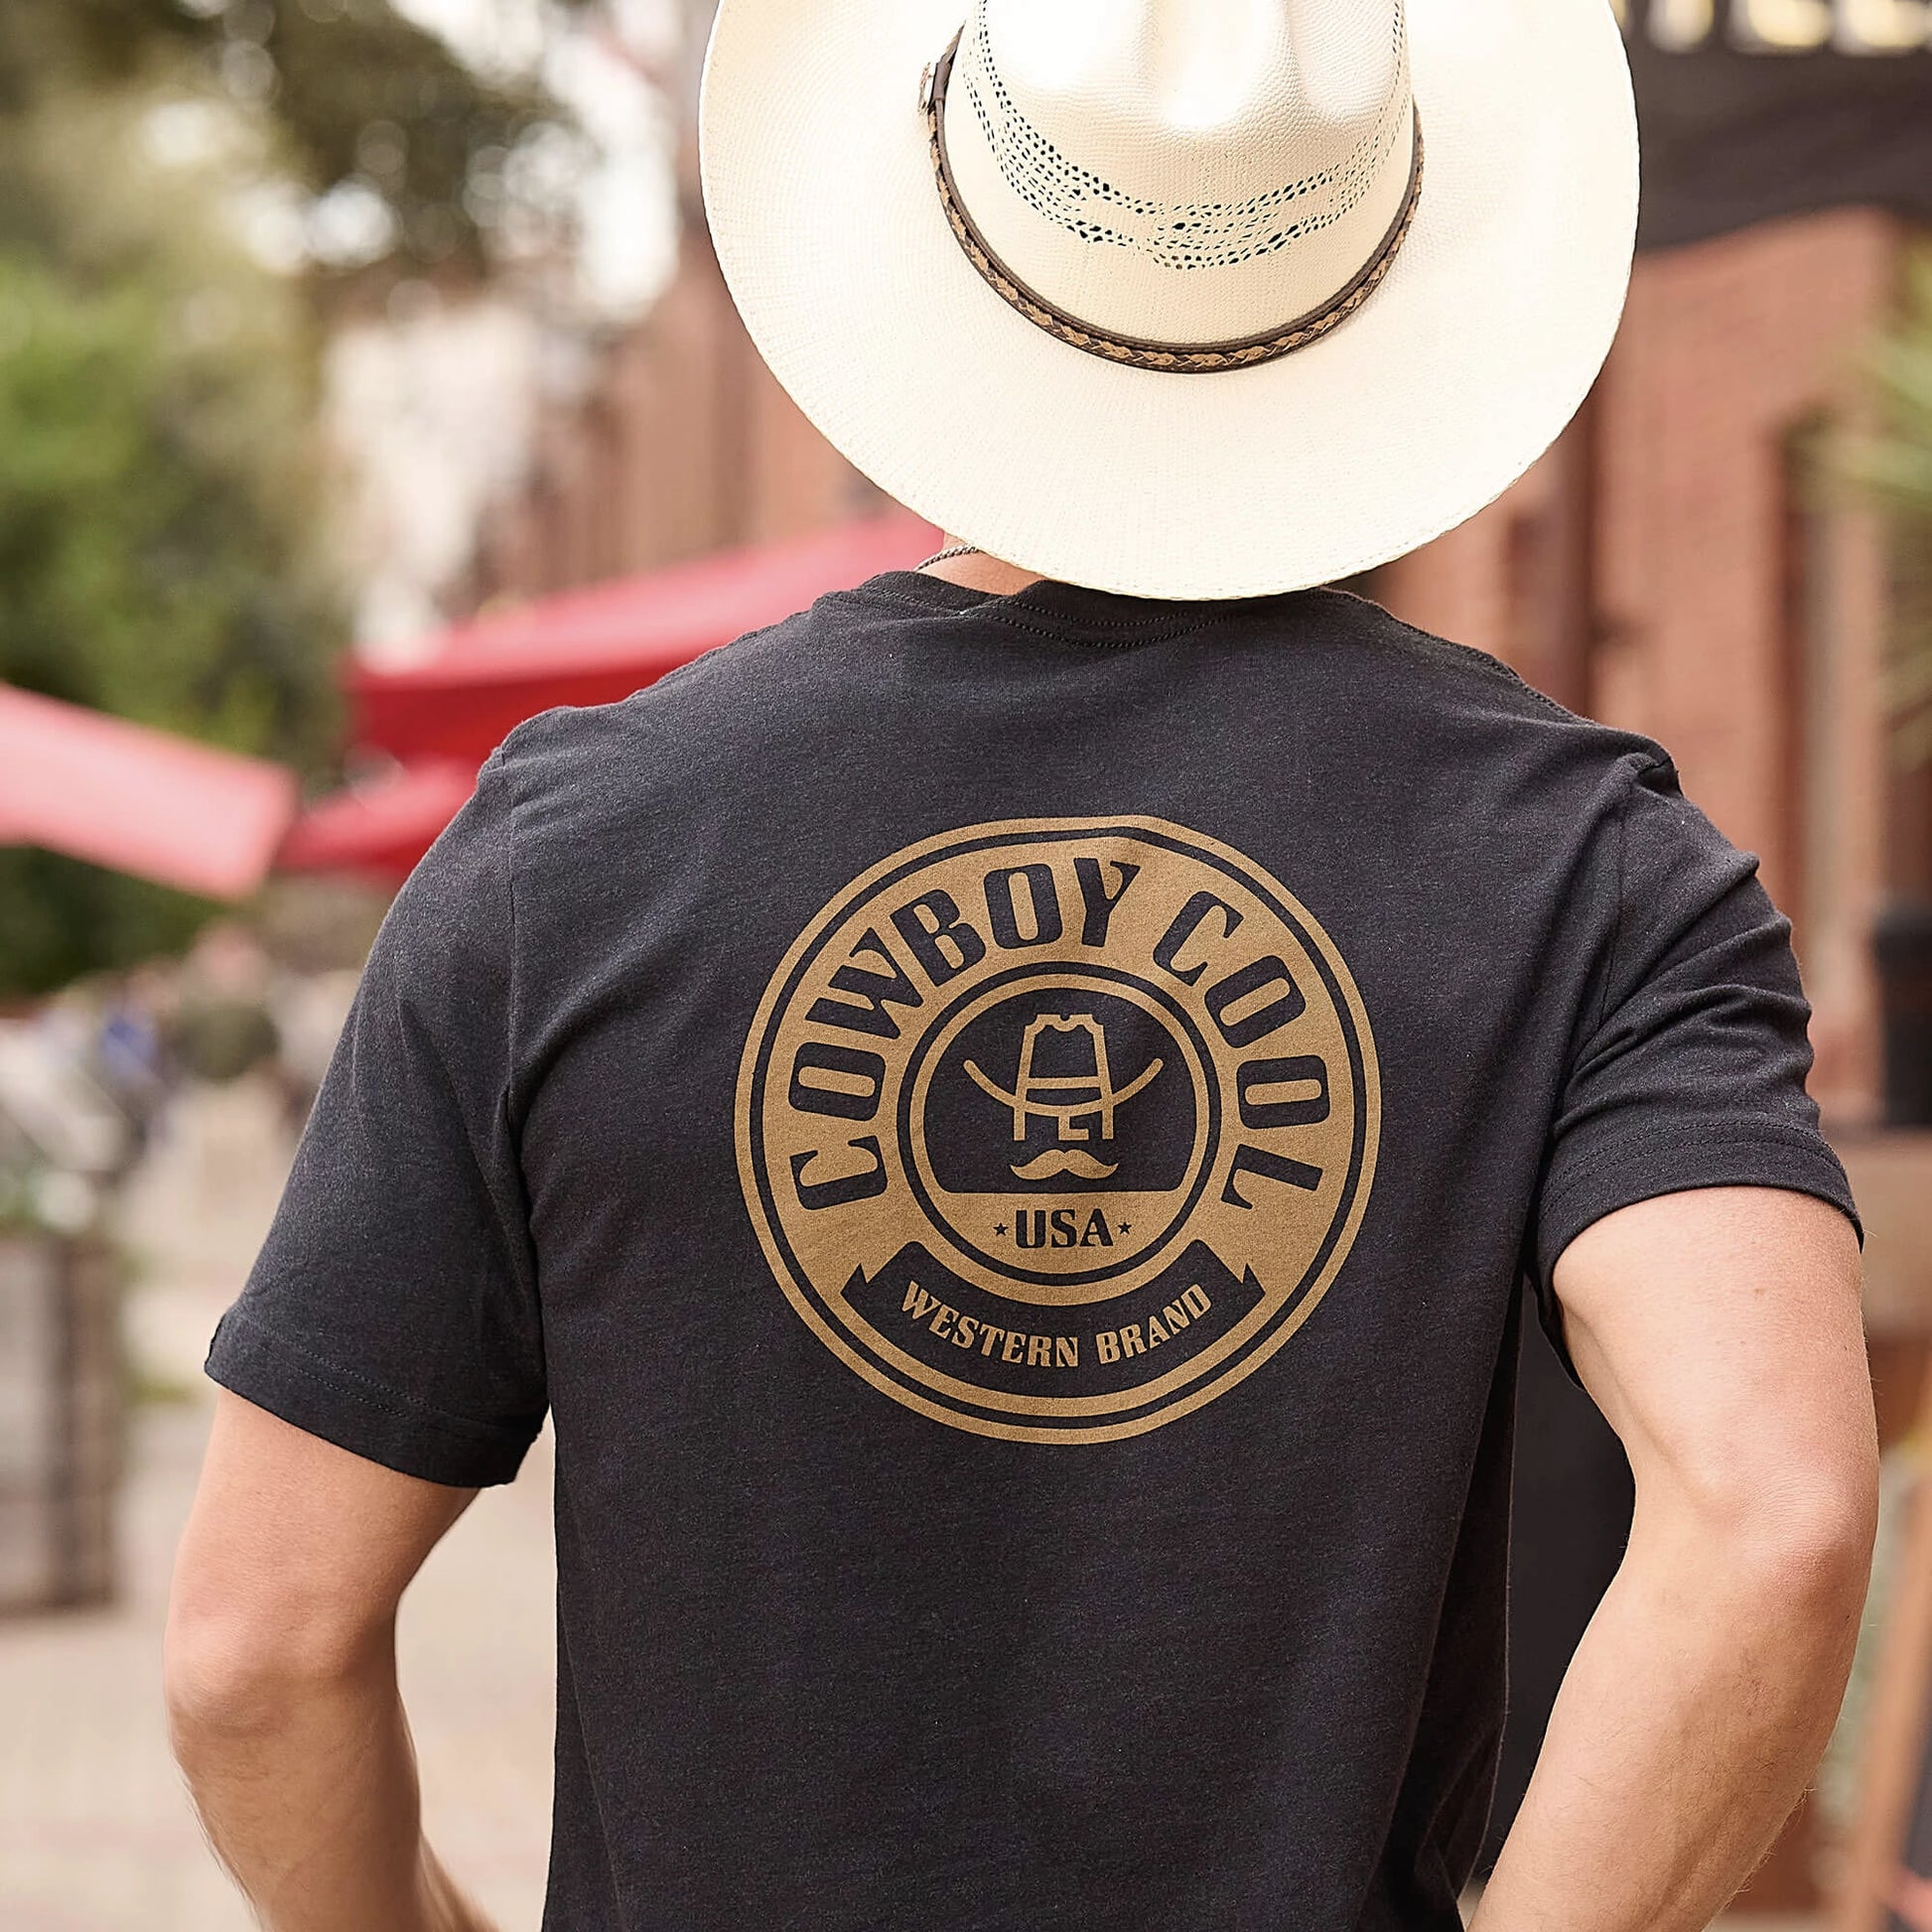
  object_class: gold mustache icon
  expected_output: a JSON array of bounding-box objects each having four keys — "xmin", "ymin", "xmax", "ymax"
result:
[{"xmin": 1008, "ymin": 1149, "xmax": 1120, "ymax": 1181}]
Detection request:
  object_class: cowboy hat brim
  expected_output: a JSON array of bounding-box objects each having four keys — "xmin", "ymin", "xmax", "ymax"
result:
[{"xmin": 698, "ymin": 0, "xmax": 1638, "ymax": 601}]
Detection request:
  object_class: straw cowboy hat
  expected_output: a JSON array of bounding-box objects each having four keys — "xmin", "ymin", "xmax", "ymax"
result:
[{"xmin": 699, "ymin": 0, "xmax": 1638, "ymax": 601}]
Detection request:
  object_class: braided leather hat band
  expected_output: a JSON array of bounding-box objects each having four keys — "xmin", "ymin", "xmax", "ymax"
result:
[{"xmin": 922, "ymin": 33, "xmax": 1426, "ymax": 377}]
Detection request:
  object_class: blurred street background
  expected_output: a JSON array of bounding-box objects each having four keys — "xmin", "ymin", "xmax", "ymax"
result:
[
  {"xmin": 3, "ymin": 1, "xmax": 1932, "ymax": 1927},
  {"xmin": 1, "ymin": 1076, "xmax": 557, "ymax": 1930}
]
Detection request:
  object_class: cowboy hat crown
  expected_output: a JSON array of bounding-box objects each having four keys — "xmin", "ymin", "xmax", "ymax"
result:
[
  {"xmin": 701, "ymin": 0, "xmax": 1638, "ymax": 597},
  {"xmin": 938, "ymin": 0, "xmax": 1421, "ymax": 354}
]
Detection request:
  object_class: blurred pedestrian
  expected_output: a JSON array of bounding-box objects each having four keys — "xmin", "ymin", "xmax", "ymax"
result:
[
  {"xmin": 91, "ymin": 966, "xmax": 172, "ymax": 1182},
  {"xmin": 264, "ymin": 967, "xmax": 357, "ymax": 1142},
  {"xmin": 169, "ymin": 924, "xmax": 279, "ymax": 1090},
  {"xmin": 166, "ymin": 4, "xmax": 1877, "ymax": 1931}
]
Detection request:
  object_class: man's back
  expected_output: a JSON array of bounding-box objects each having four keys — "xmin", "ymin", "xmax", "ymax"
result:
[{"xmin": 206, "ymin": 574, "xmax": 1851, "ymax": 1929}]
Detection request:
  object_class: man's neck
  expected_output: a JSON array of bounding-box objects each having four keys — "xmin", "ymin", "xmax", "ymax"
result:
[{"xmin": 919, "ymin": 537, "xmax": 1044, "ymax": 598}]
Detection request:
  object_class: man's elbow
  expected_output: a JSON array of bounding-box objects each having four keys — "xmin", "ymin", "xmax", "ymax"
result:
[
  {"xmin": 165, "ymin": 1572, "xmax": 387, "ymax": 1758},
  {"xmin": 1693, "ymin": 1449, "xmax": 1878, "ymax": 1625}
]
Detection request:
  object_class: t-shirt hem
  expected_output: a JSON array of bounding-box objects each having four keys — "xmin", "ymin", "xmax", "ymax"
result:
[
  {"xmin": 1529, "ymin": 1122, "xmax": 1860, "ymax": 1385},
  {"xmin": 1533, "ymin": 1117, "xmax": 1860, "ymax": 1330},
  {"xmin": 205, "ymin": 1306, "xmax": 540, "ymax": 1488}
]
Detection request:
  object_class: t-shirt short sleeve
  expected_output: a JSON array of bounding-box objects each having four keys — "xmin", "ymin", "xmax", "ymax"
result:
[
  {"xmin": 205, "ymin": 753, "xmax": 546, "ymax": 1486},
  {"xmin": 1529, "ymin": 756, "xmax": 1861, "ymax": 1361}
]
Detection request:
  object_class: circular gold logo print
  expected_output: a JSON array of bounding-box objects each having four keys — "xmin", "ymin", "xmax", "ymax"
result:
[{"xmin": 736, "ymin": 818, "xmax": 1380, "ymax": 1445}]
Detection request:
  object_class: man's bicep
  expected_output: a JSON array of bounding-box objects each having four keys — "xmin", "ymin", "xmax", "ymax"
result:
[
  {"xmin": 173, "ymin": 1390, "xmax": 478, "ymax": 1655},
  {"xmin": 1552, "ymin": 1187, "xmax": 1871, "ymax": 1520}
]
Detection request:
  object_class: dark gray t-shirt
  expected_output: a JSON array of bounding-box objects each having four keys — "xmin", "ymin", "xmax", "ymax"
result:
[{"xmin": 208, "ymin": 572, "xmax": 1857, "ymax": 1931}]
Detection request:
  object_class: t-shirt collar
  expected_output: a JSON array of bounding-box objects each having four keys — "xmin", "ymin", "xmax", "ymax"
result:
[{"xmin": 852, "ymin": 569, "xmax": 1297, "ymax": 638}]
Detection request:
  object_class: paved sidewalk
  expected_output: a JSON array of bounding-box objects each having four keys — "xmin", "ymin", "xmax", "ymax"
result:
[{"xmin": 0, "ymin": 1079, "xmax": 557, "ymax": 1931}]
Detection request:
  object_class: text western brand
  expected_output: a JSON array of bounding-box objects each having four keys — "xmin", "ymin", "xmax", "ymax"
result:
[{"xmin": 736, "ymin": 818, "xmax": 1381, "ymax": 1445}]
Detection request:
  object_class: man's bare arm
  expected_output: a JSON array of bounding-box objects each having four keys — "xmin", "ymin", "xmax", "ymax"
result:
[
  {"xmin": 166, "ymin": 1390, "xmax": 498, "ymax": 1932},
  {"xmin": 1472, "ymin": 1186, "xmax": 1877, "ymax": 1932}
]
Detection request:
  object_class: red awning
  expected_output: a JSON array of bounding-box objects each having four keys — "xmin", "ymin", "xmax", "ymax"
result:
[
  {"xmin": 275, "ymin": 760, "xmax": 478, "ymax": 882},
  {"xmin": 281, "ymin": 511, "xmax": 941, "ymax": 880},
  {"xmin": 0, "ymin": 685, "xmax": 296, "ymax": 899},
  {"xmin": 349, "ymin": 509, "xmax": 939, "ymax": 764}
]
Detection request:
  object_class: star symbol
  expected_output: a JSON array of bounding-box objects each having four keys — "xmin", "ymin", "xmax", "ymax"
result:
[
  {"xmin": 1117, "ymin": 1222, "xmax": 1131, "ymax": 1233},
  {"xmin": 994, "ymin": 1222, "xmax": 1009, "ymax": 1236}
]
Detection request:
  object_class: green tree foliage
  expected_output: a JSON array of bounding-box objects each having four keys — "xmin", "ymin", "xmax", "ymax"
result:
[
  {"xmin": 0, "ymin": 143, "xmax": 338, "ymax": 754},
  {"xmin": 1851, "ymin": 248, "xmax": 1932, "ymax": 766},
  {"xmin": 0, "ymin": 93, "xmax": 345, "ymax": 994},
  {"xmin": 0, "ymin": 0, "xmax": 554, "ymax": 279},
  {"xmin": 1860, "ymin": 249, "xmax": 1932, "ymax": 522},
  {"xmin": 0, "ymin": 4, "xmax": 582, "ymax": 996}
]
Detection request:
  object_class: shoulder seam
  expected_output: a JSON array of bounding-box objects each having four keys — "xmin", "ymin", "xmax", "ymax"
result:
[
  {"xmin": 490, "ymin": 746, "xmax": 524, "ymax": 1095},
  {"xmin": 1596, "ymin": 752, "xmax": 1671, "ymax": 1036},
  {"xmin": 1353, "ymin": 602, "xmax": 1584, "ymax": 723},
  {"xmin": 484, "ymin": 619, "xmax": 800, "ymax": 746},
  {"xmin": 469, "ymin": 748, "xmax": 543, "ymax": 1314}
]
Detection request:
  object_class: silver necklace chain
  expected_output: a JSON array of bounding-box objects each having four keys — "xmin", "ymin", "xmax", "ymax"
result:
[{"xmin": 917, "ymin": 542, "xmax": 983, "ymax": 569}]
